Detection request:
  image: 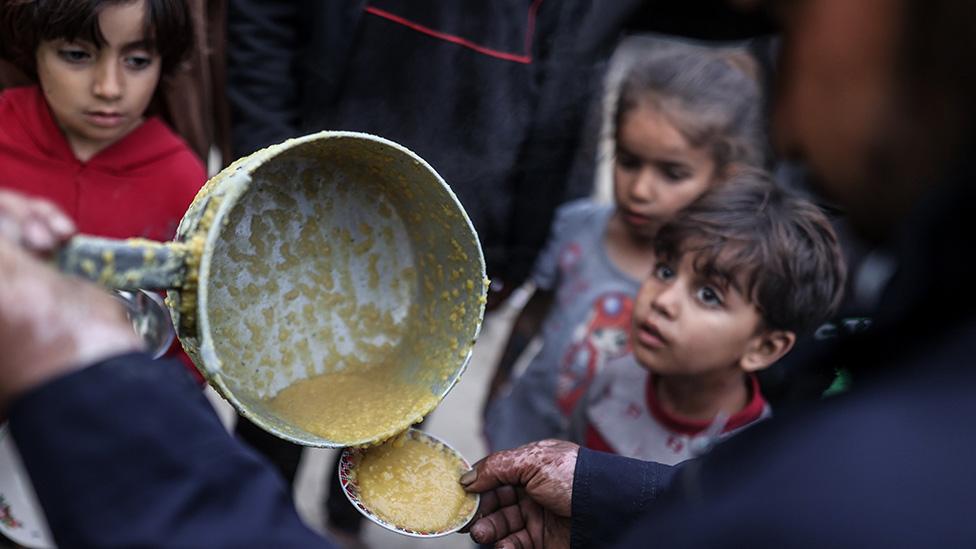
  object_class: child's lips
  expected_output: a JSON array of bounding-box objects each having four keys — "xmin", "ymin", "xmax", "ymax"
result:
[
  {"xmin": 622, "ymin": 209, "xmax": 652, "ymax": 226},
  {"xmin": 636, "ymin": 322, "xmax": 668, "ymax": 349},
  {"xmin": 84, "ymin": 111, "xmax": 125, "ymax": 128}
]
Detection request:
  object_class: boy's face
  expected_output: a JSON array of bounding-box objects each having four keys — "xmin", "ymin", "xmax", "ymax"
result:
[
  {"xmin": 631, "ymin": 252, "xmax": 792, "ymax": 378},
  {"xmin": 35, "ymin": 0, "xmax": 161, "ymax": 162},
  {"xmin": 613, "ymin": 104, "xmax": 717, "ymax": 241}
]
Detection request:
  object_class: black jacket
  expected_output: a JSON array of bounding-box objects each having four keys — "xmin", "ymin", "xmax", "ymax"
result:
[{"xmin": 226, "ymin": 0, "xmax": 771, "ymax": 287}]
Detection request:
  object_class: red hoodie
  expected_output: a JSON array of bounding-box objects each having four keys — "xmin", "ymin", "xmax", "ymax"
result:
[
  {"xmin": 0, "ymin": 85, "xmax": 204, "ymax": 239},
  {"xmin": 0, "ymin": 85, "xmax": 206, "ymax": 381}
]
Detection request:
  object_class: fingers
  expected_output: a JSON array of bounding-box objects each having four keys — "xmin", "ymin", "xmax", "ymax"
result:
[
  {"xmin": 469, "ymin": 504, "xmax": 527, "ymax": 546},
  {"xmin": 462, "ymin": 446, "xmax": 531, "ymax": 493},
  {"xmin": 481, "ymin": 485, "xmax": 520, "ymax": 512},
  {"xmin": 518, "ymin": 487, "xmax": 546, "ymax": 547},
  {"xmin": 461, "ymin": 484, "xmax": 518, "ymax": 533},
  {"xmin": 0, "ymin": 216, "xmax": 20, "ymax": 247},
  {"xmin": 0, "ymin": 232, "xmax": 141, "ymax": 408},
  {"xmin": 466, "ymin": 486, "xmax": 522, "ymax": 543},
  {"xmin": 496, "ymin": 530, "xmax": 536, "ymax": 549},
  {"xmin": 469, "ymin": 494, "xmax": 548, "ymax": 549},
  {"xmin": 30, "ymin": 198, "xmax": 76, "ymax": 243},
  {"xmin": 0, "ymin": 190, "xmax": 76, "ymax": 253}
]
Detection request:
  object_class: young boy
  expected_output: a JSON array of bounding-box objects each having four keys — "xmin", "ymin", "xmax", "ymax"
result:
[{"xmin": 577, "ymin": 171, "xmax": 846, "ymax": 464}]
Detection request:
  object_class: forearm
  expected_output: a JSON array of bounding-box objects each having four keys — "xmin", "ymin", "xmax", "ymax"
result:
[
  {"xmin": 9, "ymin": 353, "xmax": 328, "ymax": 547},
  {"xmin": 570, "ymin": 448, "xmax": 676, "ymax": 549}
]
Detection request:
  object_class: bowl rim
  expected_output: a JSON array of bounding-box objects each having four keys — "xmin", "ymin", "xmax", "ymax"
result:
[{"xmin": 337, "ymin": 428, "xmax": 480, "ymax": 538}]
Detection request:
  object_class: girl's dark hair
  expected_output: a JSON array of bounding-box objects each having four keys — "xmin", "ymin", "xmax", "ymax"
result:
[
  {"xmin": 0, "ymin": 0, "xmax": 193, "ymax": 77},
  {"xmin": 614, "ymin": 44, "xmax": 765, "ymax": 173},
  {"xmin": 654, "ymin": 170, "xmax": 847, "ymax": 335}
]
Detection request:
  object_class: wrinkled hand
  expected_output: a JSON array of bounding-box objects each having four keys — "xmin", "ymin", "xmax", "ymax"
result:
[
  {"xmin": 0, "ymin": 191, "xmax": 143, "ymax": 411},
  {"xmin": 460, "ymin": 440, "xmax": 579, "ymax": 549}
]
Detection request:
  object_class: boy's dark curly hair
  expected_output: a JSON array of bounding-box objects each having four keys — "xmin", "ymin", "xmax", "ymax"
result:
[{"xmin": 654, "ymin": 170, "xmax": 847, "ymax": 335}]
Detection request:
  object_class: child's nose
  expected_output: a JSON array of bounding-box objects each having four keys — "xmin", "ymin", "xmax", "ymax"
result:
[
  {"xmin": 629, "ymin": 169, "xmax": 657, "ymax": 202},
  {"xmin": 649, "ymin": 282, "xmax": 680, "ymax": 319},
  {"xmin": 93, "ymin": 60, "xmax": 123, "ymax": 101}
]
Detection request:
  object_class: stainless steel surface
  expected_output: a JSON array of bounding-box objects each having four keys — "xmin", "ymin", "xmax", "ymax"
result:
[
  {"xmin": 189, "ymin": 132, "xmax": 487, "ymax": 448},
  {"xmin": 113, "ymin": 290, "xmax": 175, "ymax": 359}
]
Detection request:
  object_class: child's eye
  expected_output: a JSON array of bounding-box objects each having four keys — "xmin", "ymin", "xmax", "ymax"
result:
[
  {"xmin": 124, "ymin": 54, "xmax": 154, "ymax": 70},
  {"xmin": 616, "ymin": 150, "xmax": 642, "ymax": 171},
  {"xmin": 57, "ymin": 48, "xmax": 92, "ymax": 64},
  {"xmin": 697, "ymin": 286, "xmax": 724, "ymax": 307},
  {"xmin": 660, "ymin": 163, "xmax": 691, "ymax": 182},
  {"xmin": 654, "ymin": 263, "xmax": 675, "ymax": 281}
]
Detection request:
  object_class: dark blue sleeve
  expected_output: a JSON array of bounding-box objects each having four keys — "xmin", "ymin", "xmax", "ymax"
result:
[
  {"xmin": 8, "ymin": 353, "xmax": 331, "ymax": 548},
  {"xmin": 571, "ymin": 448, "xmax": 676, "ymax": 549}
]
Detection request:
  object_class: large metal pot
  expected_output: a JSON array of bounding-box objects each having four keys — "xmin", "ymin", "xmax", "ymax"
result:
[{"xmin": 56, "ymin": 131, "xmax": 487, "ymax": 447}]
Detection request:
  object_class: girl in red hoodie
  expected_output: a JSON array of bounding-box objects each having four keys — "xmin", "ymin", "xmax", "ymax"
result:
[
  {"xmin": 0, "ymin": 0, "xmax": 205, "ymax": 376},
  {"xmin": 0, "ymin": 0, "xmax": 203, "ymax": 240}
]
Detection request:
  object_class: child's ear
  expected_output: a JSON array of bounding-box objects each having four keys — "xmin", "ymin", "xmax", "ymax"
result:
[{"xmin": 740, "ymin": 330, "xmax": 796, "ymax": 372}]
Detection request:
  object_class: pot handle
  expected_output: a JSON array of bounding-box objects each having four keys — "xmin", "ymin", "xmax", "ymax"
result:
[{"xmin": 55, "ymin": 235, "xmax": 190, "ymax": 290}]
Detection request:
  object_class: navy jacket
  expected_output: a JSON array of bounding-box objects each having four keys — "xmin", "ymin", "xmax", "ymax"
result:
[{"xmin": 9, "ymin": 355, "xmax": 328, "ymax": 548}]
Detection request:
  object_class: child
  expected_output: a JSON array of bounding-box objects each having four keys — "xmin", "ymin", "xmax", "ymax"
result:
[
  {"xmin": 483, "ymin": 44, "xmax": 765, "ymax": 451},
  {"xmin": 0, "ymin": 0, "xmax": 205, "ymax": 378},
  {"xmin": 0, "ymin": 0, "xmax": 203, "ymax": 242},
  {"xmin": 578, "ymin": 172, "xmax": 846, "ymax": 464}
]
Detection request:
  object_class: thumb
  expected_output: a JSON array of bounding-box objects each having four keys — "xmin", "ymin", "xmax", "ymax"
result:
[{"xmin": 460, "ymin": 447, "xmax": 531, "ymax": 493}]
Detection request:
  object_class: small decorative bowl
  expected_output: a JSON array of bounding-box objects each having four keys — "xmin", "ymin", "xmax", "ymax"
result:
[{"xmin": 338, "ymin": 429, "xmax": 479, "ymax": 538}]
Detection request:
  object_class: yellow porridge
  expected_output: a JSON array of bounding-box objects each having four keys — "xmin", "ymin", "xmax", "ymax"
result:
[
  {"xmin": 354, "ymin": 433, "xmax": 477, "ymax": 532},
  {"xmin": 263, "ymin": 369, "xmax": 439, "ymax": 445}
]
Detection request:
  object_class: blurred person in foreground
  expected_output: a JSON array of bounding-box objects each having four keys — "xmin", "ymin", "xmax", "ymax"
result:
[{"xmin": 2, "ymin": 0, "xmax": 976, "ymax": 547}]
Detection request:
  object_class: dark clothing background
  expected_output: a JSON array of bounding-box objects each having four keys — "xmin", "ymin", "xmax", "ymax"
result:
[
  {"xmin": 226, "ymin": 0, "xmax": 772, "ymax": 288},
  {"xmin": 227, "ymin": 0, "xmax": 596, "ymax": 285}
]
